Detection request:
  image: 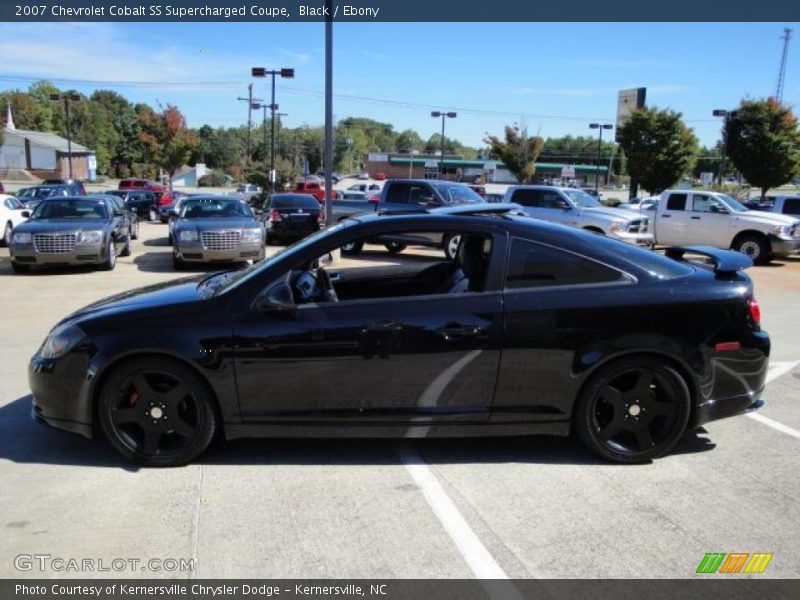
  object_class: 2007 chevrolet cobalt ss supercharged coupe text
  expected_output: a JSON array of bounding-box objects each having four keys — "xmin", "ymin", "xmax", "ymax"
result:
[{"xmin": 29, "ymin": 204, "xmax": 770, "ymax": 466}]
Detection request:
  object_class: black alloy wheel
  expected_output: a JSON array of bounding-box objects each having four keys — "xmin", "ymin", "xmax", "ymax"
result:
[
  {"xmin": 98, "ymin": 358, "xmax": 216, "ymax": 466},
  {"xmin": 574, "ymin": 357, "xmax": 690, "ymax": 463}
]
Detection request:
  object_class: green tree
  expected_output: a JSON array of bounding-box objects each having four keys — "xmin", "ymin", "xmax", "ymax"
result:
[
  {"xmin": 725, "ymin": 98, "xmax": 800, "ymax": 198},
  {"xmin": 138, "ymin": 104, "xmax": 198, "ymax": 188},
  {"xmin": 483, "ymin": 124, "xmax": 544, "ymax": 184},
  {"xmin": 395, "ymin": 129, "xmax": 424, "ymax": 153},
  {"xmin": 617, "ymin": 107, "xmax": 698, "ymax": 194}
]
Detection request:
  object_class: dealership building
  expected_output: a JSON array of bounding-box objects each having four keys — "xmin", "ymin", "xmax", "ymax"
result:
[{"xmin": 363, "ymin": 152, "xmax": 608, "ymax": 185}]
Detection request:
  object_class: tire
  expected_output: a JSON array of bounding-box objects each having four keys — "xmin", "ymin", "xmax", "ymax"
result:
[
  {"xmin": 384, "ymin": 241, "xmax": 407, "ymax": 254},
  {"xmin": 11, "ymin": 261, "xmax": 30, "ymax": 274},
  {"xmin": 168, "ymin": 232, "xmax": 173, "ymax": 245},
  {"xmin": 573, "ymin": 356, "xmax": 691, "ymax": 464},
  {"xmin": 172, "ymin": 254, "xmax": 186, "ymax": 271},
  {"xmin": 341, "ymin": 240, "xmax": 364, "ymax": 256},
  {"xmin": 2, "ymin": 222, "xmax": 12, "ymax": 247},
  {"xmin": 120, "ymin": 234, "xmax": 132, "ymax": 257},
  {"xmin": 733, "ymin": 234, "xmax": 770, "ymax": 265},
  {"xmin": 102, "ymin": 238, "xmax": 117, "ymax": 271},
  {"xmin": 97, "ymin": 357, "xmax": 217, "ymax": 467},
  {"xmin": 131, "ymin": 221, "xmax": 139, "ymax": 240},
  {"xmin": 442, "ymin": 234, "xmax": 461, "ymax": 260}
]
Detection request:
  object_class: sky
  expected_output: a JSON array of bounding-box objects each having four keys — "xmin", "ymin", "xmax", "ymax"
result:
[{"xmin": 0, "ymin": 21, "xmax": 797, "ymax": 148}]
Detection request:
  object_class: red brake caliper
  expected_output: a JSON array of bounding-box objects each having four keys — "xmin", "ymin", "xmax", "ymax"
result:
[{"xmin": 128, "ymin": 390, "xmax": 139, "ymax": 407}]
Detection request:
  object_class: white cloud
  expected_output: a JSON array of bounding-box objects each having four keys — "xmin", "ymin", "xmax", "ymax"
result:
[{"xmin": 0, "ymin": 23, "xmax": 313, "ymax": 91}]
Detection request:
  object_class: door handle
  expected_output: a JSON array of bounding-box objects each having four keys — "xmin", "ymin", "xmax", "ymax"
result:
[
  {"xmin": 691, "ymin": 216, "xmax": 702, "ymax": 220},
  {"xmin": 365, "ymin": 320, "xmax": 403, "ymax": 333},
  {"xmin": 436, "ymin": 324, "xmax": 485, "ymax": 341},
  {"xmin": 661, "ymin": 214, "xmax": 671, "ymax": 218},
  {"xmin": 329, "ymin": 272, "xmax": 342, "ymax": 282}
]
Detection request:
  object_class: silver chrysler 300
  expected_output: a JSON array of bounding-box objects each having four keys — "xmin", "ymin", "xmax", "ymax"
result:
[{"xmin": 172, "ymin": 196, "xmax": 265, "ymax": 270}]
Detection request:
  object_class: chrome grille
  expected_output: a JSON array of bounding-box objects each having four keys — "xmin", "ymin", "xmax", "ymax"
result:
[
  {"xmin": 627, "ymin": 219, "xmax": 648, "ymax": 234},
  {"xmin": 33, "ymin": 233, "xmax": 77, "ymax": 254},
  {"xmin": 201, "ymin": 230, "xmax": 240, "ymax": 250}
]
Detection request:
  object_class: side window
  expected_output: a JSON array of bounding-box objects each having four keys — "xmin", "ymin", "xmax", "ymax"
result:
[
  {"xmin": 665, "ymin": 193, "xmax": 687, "ymax": 211},
  {"xmin": 511, "ymin": 189, "xmax": 541, "ymax": 207},
  {"xmin": 692, "ymin": 194, "xmax": 721, "ymax": 213},
  {"xmin": 541, "ymin": 191, "xmax": 567, "ymax": 209},
  {"xmin": 408, "ymin": 184, "xmax": 435, "ymax": 206},
  {"xmin": 783, "ymin": 199, "xmax": 800, "ymax": 215},
  {"xmin": 385, "ymin": 183, "xmax": 412, "ymax": 204},
  {"xmin": 506, "ymin": 239, "xmax": 623, "ymax": 289}
]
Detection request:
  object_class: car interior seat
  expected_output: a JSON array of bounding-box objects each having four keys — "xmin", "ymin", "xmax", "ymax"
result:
[{"xmin": 436, "ymin": 235, "xmax": 488, "ymax": 294}]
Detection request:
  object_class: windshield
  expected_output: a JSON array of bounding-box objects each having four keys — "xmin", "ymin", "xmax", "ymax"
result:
[
  {"xmin": 180, "ymin": 198, "xmax": 252, "ymax": 218},
  {"xmin": 434, "ymin": 184, "xmax": 483, "ymax": 205},
  {"xmin": 717, "ymin": 194, "xmax": 749, "ymax": 212},
  {"xmin": 210, "ymin": 222, "xmax": 349, "ymax": 296},
  {"xmin": 32, "ymin": 199, "xmax": 108, "ymax": 220},
  {"xmin": 564, "ymin": 190, "xmax": 602, "ymax": 208}
]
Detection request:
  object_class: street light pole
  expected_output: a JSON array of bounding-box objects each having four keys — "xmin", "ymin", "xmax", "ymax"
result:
[
  {"xmin": 50, "ymin": 93, "xmax": 81, "ymax": 180},
  {"xmin": 252, "ymin": 66, "xmax": 295, "ymax": 193},
  {"xmin": 431, "ymin": 111, "xmax": 456, "ymax": 179},
  {"xmin": 589, "ymin": 123, "xmax": 613, "ymax": 195}
]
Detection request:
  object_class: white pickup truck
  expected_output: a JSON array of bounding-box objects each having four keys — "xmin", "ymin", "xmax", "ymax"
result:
[{"xmin": 651, "ymin": 190, "xmax": 800, "ymax": 264}]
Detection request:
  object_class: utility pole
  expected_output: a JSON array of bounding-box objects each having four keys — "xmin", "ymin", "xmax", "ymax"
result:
[
  {"xmin": 431, "ymin": 111, "xmax": 457, "ymax": 178},
  {"xmin": 589, "ymin": 123, "xmax": 613, "ymax": 194},
  {"xmin": 324, "ymin": 0, "xmax": 333, "ymax": 227},
  {"xmin": 775, "ymin": 27, "xmax": 792, "ymax": 104},
  {"xmin": 237, "ymin": 84, "xmax": 262, "ymax": 181},
  {"xmin": 49, "ymin": 93, "xmax": 81, "ymax": 180}
]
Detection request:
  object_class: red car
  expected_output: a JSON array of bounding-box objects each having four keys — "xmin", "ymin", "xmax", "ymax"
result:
[
  {"xmin": 292, "ymin": 181, "xmax": 341, "ymax": 203},
  {"xmin": 119, "ymin": 178, "xmax": 165, "ymax": 193}
]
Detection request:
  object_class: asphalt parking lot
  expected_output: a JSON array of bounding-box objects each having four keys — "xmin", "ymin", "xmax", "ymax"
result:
[{"xmin": 0, "ymin": 221, "xmax": 798, "ymax": 579}]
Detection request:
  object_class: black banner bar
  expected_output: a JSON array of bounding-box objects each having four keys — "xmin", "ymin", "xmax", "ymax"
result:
[
  {"xmin": 1, "ymin": 0, "xmax": 800, "ymax": 22},
  {"xmin": 3, "ymin": 579, "xmax": 800, "ymax": 600}
]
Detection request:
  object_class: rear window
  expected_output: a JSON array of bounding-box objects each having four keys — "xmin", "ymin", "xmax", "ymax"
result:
[
  {"xmin": 666, "ymin": 193, "xmax": 687, "ymax": 211},
  {"xmin": 783, "ymin": 198, "xmax": 800, "ymax": 215},
  {"xmin": 434, "ymin": 183, "xmax": 483, "ymax": 205},
  {"xmin": 270, "ymin": 195, "xmax": 319, "ymax": 209},
  {"xmin": 506, "ymin": 239, "xmax": 624, "ymax": 289}
]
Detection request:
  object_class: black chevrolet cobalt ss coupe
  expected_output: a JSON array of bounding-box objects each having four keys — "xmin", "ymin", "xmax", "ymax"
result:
[{"xmin": 29, "ymin": 204, "xmax": 770, "ymax": 466}]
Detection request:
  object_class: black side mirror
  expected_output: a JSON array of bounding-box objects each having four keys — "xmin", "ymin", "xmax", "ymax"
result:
[
  {"xmin": 254, "ymin": 278, "xmax": 297, "ymax": 317},
  {"xmin": 558, "ymin": 201, "xmax": 571, "ymax": 210},
  {"xmin": 21, "ymin": 211, "xmax": 31, "ymax": 218}
]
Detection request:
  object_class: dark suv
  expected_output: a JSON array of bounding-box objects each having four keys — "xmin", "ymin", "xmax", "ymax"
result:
[{"xmin": 16, "ymin": 183, "xmax": 87, "ymax": 210}]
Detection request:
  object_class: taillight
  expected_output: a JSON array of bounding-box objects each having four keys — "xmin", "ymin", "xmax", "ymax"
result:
[
  {"xmin": 368, "ymin": 195, "xmax": 380, "ymax": 203},
  {"xmin": 748, "ymin": 297, "xmax": 761, "ymax": 326},
  {"xmin": 270, "ymin": 209, "xmax": 282, "ymax": 221}
]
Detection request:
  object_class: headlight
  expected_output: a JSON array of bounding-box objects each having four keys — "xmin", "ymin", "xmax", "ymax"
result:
[
  {"xmin": 769, "ymin": 225, "xmax": 791, "ymax": 237},
  {"xmin": 12, "ymin": 231, "xmax": 31, "ymax": 244},
  {"xmin": 40, "ymin": 323, "xmax": 85, "ymax": 359},
  {"xmin": 179, "ymin": 230, "xmax": 198, "ymax": 242},
  {"xmin": 78, "ymin": 230, "xmax": 104, "ymax": 245},
  {"xmin": 240, "ymin": 228, "xmax": 263, "ymax": 242}
]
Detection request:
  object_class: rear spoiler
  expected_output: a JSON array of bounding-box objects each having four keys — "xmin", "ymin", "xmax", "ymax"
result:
[{"xmin": 664, "ymin": 245, "xmax": 753, "ymax": 273}]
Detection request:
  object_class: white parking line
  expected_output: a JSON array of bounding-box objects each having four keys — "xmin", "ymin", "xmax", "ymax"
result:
[
  {"xmin": 396, "ymin": 443, "xmax": 510, "ymax": 580},
  {"xmin": 746, "ymin": 360, "xmax": 800, "ymax": 438}
]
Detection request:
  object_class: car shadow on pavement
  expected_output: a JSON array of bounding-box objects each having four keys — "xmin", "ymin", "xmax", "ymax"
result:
[
  {"xmin": 1, "ymin": 394, "xmax": 715, "ymax": 469},
  {"xmin": 133, "ymin": 253, "xmax": 246, "ymax": 274},
  {"xmin": 142, "ymin": 236, "xmax": 171, "ymax": 247},
  {"xmin": 0, "ymin": 257, "xmax": 99, "ymax": 277}
]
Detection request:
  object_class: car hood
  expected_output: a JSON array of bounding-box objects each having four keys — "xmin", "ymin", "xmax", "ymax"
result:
[
  {"xmin": 735, "ymin": 211, "xmax": 799, "ymax": 228},
  {"xmin": 580, "ymin": 206, "xmax": 646, "ymax": 221},
  {"xmin": 64, "ymin": 277, "xmax": 206, "ymax": 325},
  {"xmin": 175, "ymin": 217, "xmax": 260, "ymax": 231},
  {"xmin": 14, "ymin": 219, "xmax": 109, "ymax": 233}
]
